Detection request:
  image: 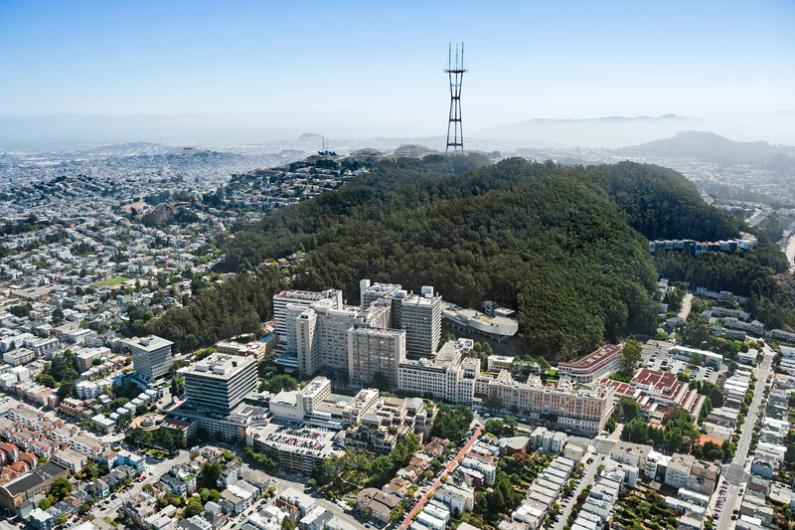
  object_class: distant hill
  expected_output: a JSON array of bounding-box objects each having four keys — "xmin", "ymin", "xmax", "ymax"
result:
[
  {"xmin": 80, "ymin": 142, "xmax": 177, "ymax": 157},
  {"xmin": 479, "ymin": 114, "xmax": 701, "ymax": 148},
  {"xmin": 390, "ymin": 144, "xmax": 439, "ymax": 158},
  {"xmin": 619, "ymin": 130, "xmax": 795, "ymax": 165}
]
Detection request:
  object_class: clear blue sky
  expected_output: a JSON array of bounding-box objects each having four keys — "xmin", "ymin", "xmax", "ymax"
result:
[{"xmin": 1, "ymin": 0, "xmax": 793, "ymax": 136}]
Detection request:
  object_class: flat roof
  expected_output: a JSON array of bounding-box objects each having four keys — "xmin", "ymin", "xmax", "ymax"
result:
[
  {"xmin": 179, "ymin": 353, "xmax": 255, "ymax": 379},
  {"xmin": 123, "ymin": 335, "xmax": 173, "ymax": 352},
  {"xmin": 559, "ymin": 344, "xmax": 622, "ymax": 370}
]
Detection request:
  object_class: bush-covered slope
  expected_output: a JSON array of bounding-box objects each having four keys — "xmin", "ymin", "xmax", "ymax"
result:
[{"xmin": 223, "ymin": 156, "xmax": 661, "ymax": 358}]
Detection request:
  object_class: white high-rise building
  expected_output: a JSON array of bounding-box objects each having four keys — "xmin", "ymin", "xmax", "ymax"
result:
[
  {"xmin": 360, "ymin": 279, "xmax": 403, "ymax": 310},
  {"xmin": 284, "ymin": 294, "xmax": 393, "ymax": 378},
  {"xmin": 292, "ymin": 300, "xmax": 358, "ymax": 376},
  {"xmin": 347, "ymin": 327, "xmax": 406, "ymax": 389},
  {"xmin": 399, "ymin": 287, "xmax": 442, "ymax": 358},
  {"xmin": 123, "ymin": 335, "xmax": 174, "ymax": 383},
  {"xmin": 360, "ymin": 280, "xmax": 442, "ymax": 358},
  {"xmin": 180, "ymin": 353, "xmax": 258, "ymax": 415},
  {"xmin": 272, "ymin": 289, "xmax": 343, "ymax": 354}
]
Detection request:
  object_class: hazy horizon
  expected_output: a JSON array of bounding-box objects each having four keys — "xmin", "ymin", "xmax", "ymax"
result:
[{"xmin": 1, "ymin": 0, "xmax": 794, "ymax": 150}]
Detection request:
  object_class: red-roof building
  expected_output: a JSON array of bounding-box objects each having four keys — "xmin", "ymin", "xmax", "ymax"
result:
[
  {"xmin": 8, "ymin": 461, "xmax": 29, "ymax": 474},
  {"xmin": 0, "ymin": 444, "xmax": 18, "ymax": 463},
  {"xmin": 559, "ymin": 344, "xmax": 623, "ymax": 383},
  {"xmin": 18, "ymin": 453, "xmax": 37, "ymax": 469},
  {"xmin": 603, "ymin": 368, "xmax": 704, "ymax": 424}
]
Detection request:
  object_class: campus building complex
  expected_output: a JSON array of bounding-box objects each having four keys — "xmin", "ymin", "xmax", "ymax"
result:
[
  {"xmin": 360, "ymin": 280, "xmax": 441, "ymax": 358},
  {"xmin": 272, "ymin": 289, "xmax": 343, "ymax": 355},
  {"xmin": 272, "ymin": 280, "xmax": 442, "ymax": 383}
]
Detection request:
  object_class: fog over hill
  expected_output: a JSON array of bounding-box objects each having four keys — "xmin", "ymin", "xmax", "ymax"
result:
[
  {"xmin": 3, "ymin": 110, "xmax": 795, "ymax": 153},
  {"xmin": 477, "ymin": 114, "xmax": 703, "ymax": 148}
]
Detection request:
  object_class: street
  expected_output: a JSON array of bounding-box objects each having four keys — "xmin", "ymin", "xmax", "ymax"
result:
[
  {"xmin": 399, "ymin": 427, "xmax": 482, "ymax": 530},
  {"xmin": 716, "ymin": 345, "xmax": 773, "ymax": 530},
  {"xmin": 91, "ymin": 449, "xmax": 192, "ymax": 522},
  {"xmin": 678, "ymin": 292, "xmax": 693, "ymax": 320},
  {"xmin": 553, "ymin": 451, "xmax": 605, "ymax": 530}
]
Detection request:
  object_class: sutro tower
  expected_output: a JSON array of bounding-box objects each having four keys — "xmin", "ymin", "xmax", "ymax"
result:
[{"xmin": 445, "ymin": 42, "xmax": 466, "ymax": 153}]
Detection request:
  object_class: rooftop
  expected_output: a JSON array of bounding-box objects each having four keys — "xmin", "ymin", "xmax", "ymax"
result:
[
  {"xmin": 179, "ymin": 353, "xmax": 255, "ymax": 379},
  {"xmin": 559, "ymin": 344, "xmax": 623, "ymax": 370},
  {"xmin": 123, "ymin": 335, "xmax": 173, "ymax": 352}
]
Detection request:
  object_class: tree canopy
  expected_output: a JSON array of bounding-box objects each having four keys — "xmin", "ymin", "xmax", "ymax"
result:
[{"xmin": 218, "ymin": 156, "xmax": 677, "ymax": 358}]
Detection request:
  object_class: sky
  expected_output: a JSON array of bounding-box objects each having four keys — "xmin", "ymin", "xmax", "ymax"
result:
[{"xmin": 1, "ymin": 0, "xmax": 794, "ymax": 145}]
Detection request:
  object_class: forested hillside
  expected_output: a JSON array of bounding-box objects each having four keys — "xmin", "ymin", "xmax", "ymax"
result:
[
  {"xmin": 130, "ymin": 269, "xmax": 284, "ymax": 353},
  {"xmin": 655, "ymin": 237, "xmax": 795, "ymax": 330},
  {"xmin": 141, "ymin": 153, "xmax": 795, "ymax": 357},
  {"xmin": 589, "ymin": 161, "xmax": 740, "ymax": 240},
  {"xmin": 223, "ymin": 156, "xmax": 663, "ymax": 358}
]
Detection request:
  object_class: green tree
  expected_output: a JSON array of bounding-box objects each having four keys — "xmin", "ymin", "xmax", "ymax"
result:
[
  {"xmin": 484, "ymin": 419, "xmax": 505, "ymax": 436},
  {"xmin": 198, "ymin": 461, "xmax": 223, "ymax": 489},
  {"xmin": 682, "ymin": 314, "xmax": 711, "ymax": 347},
  {"xmin": 183, "ymin": 498, "xmax": 204, "ymax": 517},
  {"xmin": 619, "ymin": 338, "xmax": 642, "ymax": 376},
  {"xmin": 432, "ymin": 405, "xmax": 473, "ymax": 443},
  {"xmin": 48, "ymin": 478, "xmax": 72, "ymax": 501},
  {"xmin": 266, "ymin": 374, "xmax": 299, "ymax": 393}
]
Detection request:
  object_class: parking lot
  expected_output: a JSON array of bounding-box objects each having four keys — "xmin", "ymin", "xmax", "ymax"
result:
[{"xmin": 641, "ymin": 341, "xmax": 726, "ymax": 385}]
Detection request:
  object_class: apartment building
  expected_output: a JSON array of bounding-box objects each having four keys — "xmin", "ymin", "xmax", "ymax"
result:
[
  {"xmin": 3, "ymin": 348, "xmax": 35, "ymax": 366},
  {"xmin": 665, "ymin": 453, "xmax": 695, "ymax": 489},
  {"xmin": 397, "ymin": 339, "xmax": 479, "ymax": 404},
  {"xmin": 180, "ymin": 353, "xmax": 258, "ymax": 415},
  {"xmin": 483, "ymin": 371, "xmax": 614, "ymax": 436},
  {"xmin": 342, "ymin": 388, "xmax": 380, "ymax": 425},
  {"xmin": 347, "ymin": 327, "xmax": 406, "ymax": 389},
  {"xmin": 123, "ymin": 335, "xmax": 174, "ymax": 383},
  {"xmin": 345, "ymin": 396, "xmax": 430, "ymax": 453}
]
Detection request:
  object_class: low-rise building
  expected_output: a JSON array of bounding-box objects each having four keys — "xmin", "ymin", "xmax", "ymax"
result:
[
  {"xmin": 558, "ymin": 344, "xmax": 623, "ymax": 383},
  {"xmin": 0, "ymin": 462, "xmax": 69, "ymax": 513},
  {"xmin": 248, "ymin": 424, "xmax": 342, "ymax": 475}
]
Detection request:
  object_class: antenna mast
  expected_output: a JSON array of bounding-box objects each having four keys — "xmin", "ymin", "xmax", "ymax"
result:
[{"xmin": 445, "ymin": 42, "xmax": 466, "ymax": 154}]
